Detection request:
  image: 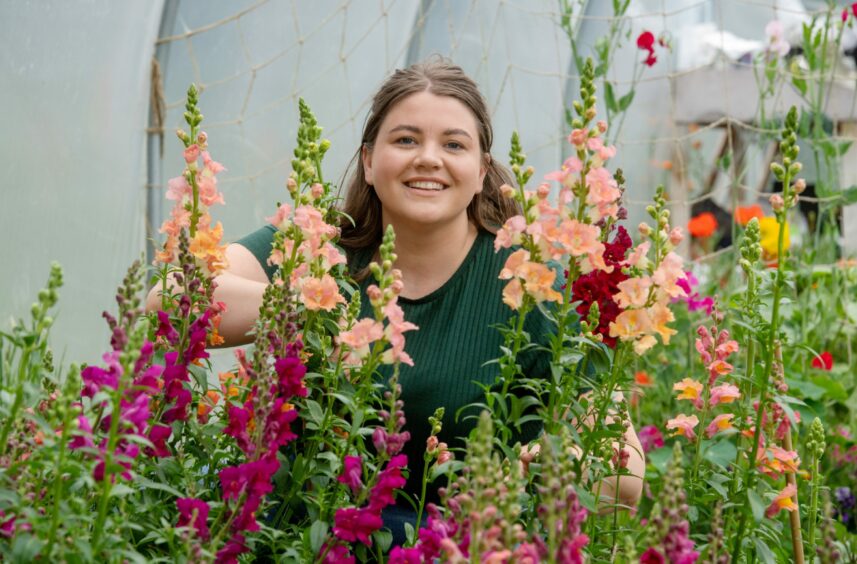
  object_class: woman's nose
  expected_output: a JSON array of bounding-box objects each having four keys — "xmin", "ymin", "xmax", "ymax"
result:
[{"xmin": 413, "ymin": 144, "xmax": 442, "ymax": 169}]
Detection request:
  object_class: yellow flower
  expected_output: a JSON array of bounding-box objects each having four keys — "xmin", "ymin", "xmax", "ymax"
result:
[
  {"xmin": 673, "ymin": 378, "xmax": 703, "ymax": 402},
  {"xmin": 758, "ymin": 216, "xmax": 790, "ymax": 258}
]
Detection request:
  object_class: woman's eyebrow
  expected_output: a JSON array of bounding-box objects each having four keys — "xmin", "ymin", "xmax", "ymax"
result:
[{"xmin": 387, "ymin": 124, "xmax": 473, "ymax": 139}]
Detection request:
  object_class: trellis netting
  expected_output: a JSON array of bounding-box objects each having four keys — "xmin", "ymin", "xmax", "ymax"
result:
[{"xmin": 2, "ymin": 0, "xmax": 855, "ymax": 363}]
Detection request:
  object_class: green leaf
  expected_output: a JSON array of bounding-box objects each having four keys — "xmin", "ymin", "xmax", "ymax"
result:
[
  {"xmin": 785, "ymin": 377, "xmax": 825, "ymax": 401},
  {"xmin": 646, "ymin": 445, "xmax": 672, "ymax": 474},
  {"xmin": 576, "ymin": 486, "xmax": 596, "ymax": 512},
  {"xmin": 136, "ymin": 476, "xmax": 184, "ymax": 498},
  {"xmin": 840, "ymin": 185, "xmax": 857, "ymax": 205},
  {"xmin": 812, "ymin": 374, "xmax": 848, "ymax": 401},
  {"xmin": 792, "ymin": 75, "xmax": 807, "ymax": 97},
  {"xmin": 753, "ymin": 537, "xmax": 777, "ymax": 564},
  {"xmin": 305, "ymin": 400, "xmax": 324, "ymax": 425},
  {"xmin": 309, "ymin": 520, "xmax": 328, "ymax": 553},
  {"xmin": 748, "ymin": 489, "xmax": 765, "ymax": 523},
  {"xmin": 604, "ymin": 82, "xmax": 618, "ymax": 114},
  {"xmin": 110, "ymin": 484, "xmax": 135, "ymax": 498},
  {"xmin": 617, "ymin": 90, "xmax": 635, "ymax": 112},
  {"xmin": 705, "ymin": 473, "xmax": 731, "ymax": 499},
  {"xmin": 10, "ymin": 535, "xmax": 44, "ymax": 563},
  {"xmin": 404, "ymin": 522, "xmax": 416, "ymax": 545},
  {"xmin": 373, "ymin": 529, "xmax": 393, "ymax": 552},
  {"xmin": 703, "ymin": 439, "xmax": 737, "ymax": 469}
]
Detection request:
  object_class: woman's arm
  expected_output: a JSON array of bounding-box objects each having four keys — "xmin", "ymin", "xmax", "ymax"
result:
[
  {"xmin": 145, "ymin": 244, "xmax": 269, "ymax": 347},
  {"xmin": 595, "ymin": 420, "xmax": 645, "ymax": 510}
]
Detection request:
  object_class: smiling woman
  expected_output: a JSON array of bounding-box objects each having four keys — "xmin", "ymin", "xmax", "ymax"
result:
[{"xmin": 159, "ymin": 58, "xmax": 644, "ymax": 545}]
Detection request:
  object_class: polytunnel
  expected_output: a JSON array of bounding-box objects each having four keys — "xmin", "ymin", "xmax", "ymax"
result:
[{"xmin": 3, "ymin": 1, "xmax": 857, "ymax": 561}]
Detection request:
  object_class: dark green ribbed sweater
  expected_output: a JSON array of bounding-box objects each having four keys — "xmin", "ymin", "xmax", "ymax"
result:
[{"xmin": 236, "ymin": 226, "xmax": 552, "ymax": 502}]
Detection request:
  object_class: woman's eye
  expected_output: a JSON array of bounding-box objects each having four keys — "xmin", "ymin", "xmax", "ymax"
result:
[
  {"xmin": 446, "ymin": 141, "xmax": 464, "ymax": 150},
  {"xmin": 395, "ymin": 136, "xmax": 416, "ymax": 145}
]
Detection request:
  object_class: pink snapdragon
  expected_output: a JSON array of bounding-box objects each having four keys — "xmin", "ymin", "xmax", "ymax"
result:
[
  {"xmin": 666, "ymin": 414, "xmax": 699, "ymax": 440},
  {"xmin": 177, "ymin": 498, "xmax": 210, "ymax": 540},
  {"xmin": 766, "ymin": 484, "xmax": 797, "ymax": 518},
  {"xmin": 338, "ymin": 318, "xmax": 385, "ymax": 365}
]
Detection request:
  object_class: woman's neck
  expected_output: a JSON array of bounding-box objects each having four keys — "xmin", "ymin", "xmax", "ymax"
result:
[{"xmin": 385, "ymin": 219, "xmax": 478, "ymax": 300}]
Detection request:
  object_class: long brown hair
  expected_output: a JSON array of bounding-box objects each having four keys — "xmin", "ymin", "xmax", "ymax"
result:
[{"xmin": 338, "ymin": 58, "xmax": 520, "ymax": 256}]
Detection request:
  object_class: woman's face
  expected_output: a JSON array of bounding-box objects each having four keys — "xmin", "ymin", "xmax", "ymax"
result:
[{"xmin": 362, "ymin": 91, "xmax": 487, "ymax": 233}]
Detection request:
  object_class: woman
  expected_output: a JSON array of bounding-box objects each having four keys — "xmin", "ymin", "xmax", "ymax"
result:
[{"xmin": 150, "ymin": 59, "xmax": 643, "ymax": 541}]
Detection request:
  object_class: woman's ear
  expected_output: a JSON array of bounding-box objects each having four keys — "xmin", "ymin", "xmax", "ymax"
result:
[
  {"xmin": 478, "ymin": 153, "xmax": 490, "ymax": 193},
  {"xmin": 362, "ymin": 144, "xmax": 374, "ymax": 185}
]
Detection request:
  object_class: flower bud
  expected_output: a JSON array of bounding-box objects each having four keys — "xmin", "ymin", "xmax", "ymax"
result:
[
  {"xmin": 789, "ymin": 162, "xmax": 802, "ymax": 176},
  {"xmin": 366, "ymin": 284, "xmax": 383, "ymax": 306},
  {"xmin": 770, "ymin": 162, "xmax": 785, "ymax": 180},
  {"xmin": 769, "ymin": 194, "xmax": 785, "ymax": 212},
  {"xmin": 310, "ymin": 183, "xmax": 324, "ymax": 200},
  {"xmin": 638, "ymin": 222, "xmax": 652, "ymax": 237},
  {"xmin": 320, "ymin": 139, "xmax": 331, "ymax": 152},
  {"xmin": 500, "ymin": 183, "xmax": 515, "ymax": 199},
  {"xmin": 537, "ymin": 183, "xmax": 550, "ymax": 199},
  {"xmin": 597, "ymin": 120, "xmax": 608, "ymax": 133},
  {"xmin": 792, "ymin": 178, "xmax": 806, "ymax": 194},
  {"xmin": 427, "ymin": 436, "xmax": 438, "ymax": 453},
  {"xmin": 669, "ymin": 227, "xmax": 684, "ymax": 246},
  {"xmin": 197, "ymin": 131, "xmax": 207, "ymax": 146}
]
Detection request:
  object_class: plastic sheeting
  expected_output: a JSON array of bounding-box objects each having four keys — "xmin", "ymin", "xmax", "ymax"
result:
[{"xmin": 1, "ymin": 1, "xmax": 164, "ymax": 363}]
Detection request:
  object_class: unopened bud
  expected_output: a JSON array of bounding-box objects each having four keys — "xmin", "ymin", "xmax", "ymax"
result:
[
  {"xmin": 176, "ymin": 129, "xmax": 189, "ymax": 143},
  {"xmin": 792, "ymin": 178, "xmax": 806, "ymax": 194},
  {"xmin": 500, "ymin": 183, "xmax": 516, "ymax": 199},
  {"xmin": 597, "ymin": 120, "xmax": 608, "ymax": 133},
  {"xmin": 310, "ymin": 183, "xmax": 324, "ymax": 200},
  {"xmin": 537, "ymin": 183, "xmax": 550, "ymax": 199},
  {"xmin": 638, "ymin": 222, "xmax": 652, "ymax": 237},
  {"xmin": 197, "ymin": 131, "xmax": 207, "ymax": 146},
  {"xmin": 669, "ymin": 227, "xmax": 684, "ymax": 246},
  {"xmin": 366, "ymin": 285, "xmax": 383, "ymax": 306},
  {"xmin": 426, "ymin": 436, "xmax": 438, "ymax": 453},
  {"xmin": 769, "ymin": 194, "xmax": 785, "ymax": 212},
  {"xmin": 320, "ymin": 139, "xmax": 331, "ymax": 152}
]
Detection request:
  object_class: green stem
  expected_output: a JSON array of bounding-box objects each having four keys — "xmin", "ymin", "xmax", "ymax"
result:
[
  {"xmin": 44, "ymin": 378, "xmax": 76, "ymax": 556},
  {"xmin": 91, "ymin": 385, "xmax": 125, "ymax": 550},
  {"xmin": 732, "ymin": 169, "xmax": 792, "ymax": 558},
  {"xmin": 0, "ymin": 348, "xmax": 30, "ymax": 457}
]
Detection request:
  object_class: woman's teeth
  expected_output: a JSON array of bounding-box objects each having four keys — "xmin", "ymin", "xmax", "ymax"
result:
[{"xmin": 407, "ymin": 181, "xmax": 446, "ymax": 191}]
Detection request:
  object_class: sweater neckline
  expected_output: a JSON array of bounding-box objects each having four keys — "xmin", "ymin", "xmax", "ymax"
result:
[{"xmin": 397, "ymin": 230, "xmax": 490, "ymax": 306}]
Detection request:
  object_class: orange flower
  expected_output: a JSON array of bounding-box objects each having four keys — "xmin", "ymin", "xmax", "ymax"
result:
[
  {"xmin": 673, "ymin": 378, "xmax": 703, "ymax": 403},
  {"xmin": 189, "ymin": 221, "xmax": 229, "ymax": 275},
  {"xmin": 300, "ymin": 274, "xmax": 346, "ymax": 311},
  {"xmin": 634, "ymin": 370, "xmax": 653, "ymax": 386},
  {"xmin": 687, "ymin": 212, "xmax": 718, "ymax": 238},
  {"xmin": 666, "ymin": 413, "xmax": 699, "ymax": 440},
  {"xmin": 766, "ymin": 484, "xmax": 797, "ymax": 519},
  {"xmin": 734, "ymin": 204, "xmax": 763, "ymax": 226},
  {"xmin": 197, "ymin": 390, "xmax": 221, "ymax": 421}
]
